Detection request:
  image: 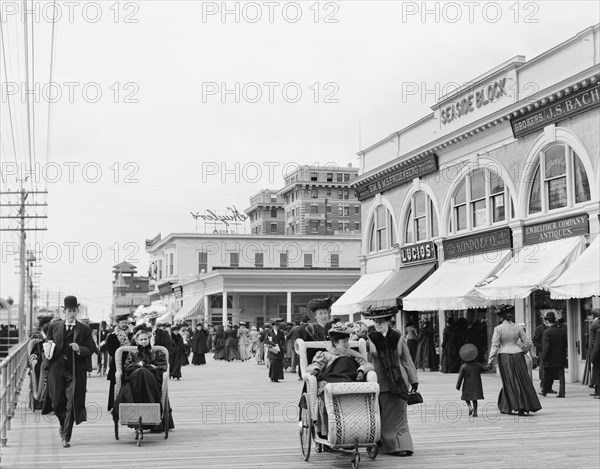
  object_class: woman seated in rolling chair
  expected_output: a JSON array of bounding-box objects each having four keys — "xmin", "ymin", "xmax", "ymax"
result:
[
  {"xmin": 307, "ymin": 322, "xmax": 374, "ymax": 439},
  {"xmin": 111, "ymin": 324, "xmax": 174, "ymax": 430}
]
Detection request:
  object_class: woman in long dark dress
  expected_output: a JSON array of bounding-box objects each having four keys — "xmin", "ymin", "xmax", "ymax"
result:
[
  {"xmin": 487, "ymin": 305, "xmax": 541, "ymax": 416},
  {"xmin": 213, "ymin": 326, "xmax": 226, "ymax": 360},
  {"xmin": 440, "ymin": 318, "xmax": 462, "ymax": 373},
  {"xmin": 404, "ymin": 320, "xmax": 418, "ymax": 364},
  {"xmin": 191, "ymin": 324, "xmax": 208, "ymax": 365},
  {"xmin": 415, "ymin": 319, "xmax": 438, "ymax": 371},
  {"xmin": 224, "ymin": 324, "xmax": 239, "ymax": 361},
  {"xmin": 111, "ymin": 326, "xmax": 174, "ymax": 430},
  {"xmin": 169, "ymin": 325, "xmax": 184, "ymax": 380},
  {"xmin": 264, "ymin": 319, "xmax": 286, "ymax": 382}
]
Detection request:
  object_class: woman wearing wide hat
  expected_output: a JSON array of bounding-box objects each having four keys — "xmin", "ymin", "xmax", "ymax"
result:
[
  {"xmin": 365, "ymin": 306, "xmax": 418, "ymax": 457},
  {"xmin": 305, "ymin": 296, "xmax": 334, "ymax": 341},
  {"xmin": 487, "ymin": 305, "xmax": 541, "ymax": 416},
  {"xmin": 264, "ymin": 319, "xmax": 286, "ymax": 382}
]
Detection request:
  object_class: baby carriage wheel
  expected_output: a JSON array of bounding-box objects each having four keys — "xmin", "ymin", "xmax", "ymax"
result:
[{"xmin": 351, "ymin": 451, "xmax": 361, "ymax": 469}]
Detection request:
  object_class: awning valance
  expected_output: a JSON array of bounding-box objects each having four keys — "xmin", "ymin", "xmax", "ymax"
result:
[
  {"xmin": 548, "ymin": 236, "xmax": 600, "ymax": 299},
  {"xmin": 360, "ymin": 263, "xmax": 437, "ymax": 310},
  {"xmin": 476, "ymin": 237, "xmax": 585, "ymax": 300},
  {"xmin": 331, "ymin": 270, "xmax": 394, "ymax": 316},
  {"xmin": 174, "ymin": 297, "xmax": 204, "ymax": 321},
  {"xmin": 403, "ymin": 250, "xmax": 512, "ymax": 311}
]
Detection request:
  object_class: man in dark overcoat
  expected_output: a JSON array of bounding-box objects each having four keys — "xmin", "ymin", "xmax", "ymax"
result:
[
  {"xmin": 541, "ymin": 311, "xmax": 567, "ymax": 398},
  {"xmin": 588, "ymin": 310, "xmax": 600, "ymax": 397},
  {"xmin": 42, "ymin": 295, "xmax": 97, "ymax": 447},
  {"xmin": 106, "ymin": 313, "xmax": 132, "ymax": 411},
  {"xmin": 533, "ymin": 311, "xmax": 554, "ymax": 394},
  {"xmin": 286, "ymin": 318, "xmax": 308, "ymax": 379}
]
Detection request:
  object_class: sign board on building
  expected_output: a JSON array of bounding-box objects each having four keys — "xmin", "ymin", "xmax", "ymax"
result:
[
  {"xmin": 440, "ymin": 77, "xmax": 508, "ymax": 125},
  {"xmin": 157, "ymin": 282, "xmax": 173, "ymax": 296},
  {"xmin": 510, "ymin": 80, "xmax": 600, "ymax": 138},
  {"xmin": 443, "ymin": 227, "xmax": 512, "ymax": 260},
  {"xmin": 173, "ymin": 286, "xmax": 183, "ymax": 299},
  {"xmin": 400, "ymin": 241, "xmax": 437, "ymax": 265},
  {"xmin": 523, "ymin": 214, "xmax": 589, "ymax": 245},
  {"xmin": 355, "ymin": 154, "xmax": 438, "ymax": 201}
]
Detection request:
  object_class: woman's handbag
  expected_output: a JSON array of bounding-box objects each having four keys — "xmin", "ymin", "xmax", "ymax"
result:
[{"xmin": 406, "ymin": 391, "xmax": 423, "ymax": 405}]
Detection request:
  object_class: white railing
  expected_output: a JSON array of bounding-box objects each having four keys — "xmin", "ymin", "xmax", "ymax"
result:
[{"xmin": 0, "ymin": 341, "xmax": 29, "ymax": 452}]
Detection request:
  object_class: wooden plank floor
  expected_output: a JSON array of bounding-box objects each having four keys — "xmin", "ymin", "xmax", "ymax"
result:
[{"xmin": 1, "ymin": 356, "xmax": 598, "ymax": 469}]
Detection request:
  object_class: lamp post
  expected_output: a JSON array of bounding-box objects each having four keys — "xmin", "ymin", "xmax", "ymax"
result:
[{"xmin": 26, "ymin": 252, "xmax": 36, "ymax": 337}]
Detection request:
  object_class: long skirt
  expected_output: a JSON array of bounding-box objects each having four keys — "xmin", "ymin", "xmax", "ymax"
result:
[
  {"xmin": 379, "ymin": 392, "xmax": 413, "ymax": 453},
  {"xmin": 497, "ymin": 353, "xmax": 542, "ymax": 414},
  {"xmin": 192, "ymin": 353, "xmax": 206, "ymax": 365},
  {"xmin": 268, "ymin": 357, "xmax": 284, "ymax": 381},
  {"xmin": 406, "ymin": 338, "xmax": 418, "ymax": 364}
]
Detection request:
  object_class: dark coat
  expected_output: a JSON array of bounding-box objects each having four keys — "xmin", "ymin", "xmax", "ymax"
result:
[
  {"xmin": 43, "ymin": 320, "xmax": 97, "ymax": 424},
  {"xmin": 532, "ymin": 323, "xmax": 548, "ymax": 357},
  {"xmin": 154, "ymin": 328, "xmax": 172, "ymax": 356},
  {"xmin": 191, "ymin": 328, "xmax": 208, "ymax": 354},
  {"xmin": 286, "ymin": 324, "xmax": 308, "ymax": 343},
  {"xmin": 169, "ymin": 333, "xmax": 184, "ymax": 378},
  {"xmin": 106, "ymin": 330, "xmax": 132, "ymax": 410},
  {"xmin": 264, "ymin": 328, "xmax": 286, "ymax": 359},
  {"xmin": 456, "ymin": 362, "xmax": 485, "ymax": 401},
  {"xmin": 542, "ymin": 324, "xmax": 567, "ymax": 368},
  {"xmin": 592, "ymin": 326, "xmax": 600, "ymax": 366}
]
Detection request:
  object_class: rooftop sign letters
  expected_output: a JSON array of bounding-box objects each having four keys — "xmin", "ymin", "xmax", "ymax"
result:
[
  {"xmin": 440, "ymin": 78, "xmax": 508, "ymax": 125},
  {"xmin": 191, "ymin": 206, "xmax": 248, "ymax": 227},
  {"xmin": 511, "ymin": 81, "xmax": 600, "ymax": 138},
  {"xmin": 523, "ymin": 214, "xmax": 588, "ymax": 246},
  {"xmin": 443, "ymin": 227, "xmax": 512, "ymax": 260},
  {"xmin": 400, "ymin": 241, "xmax": 437, "ymax": 265},
  {"xmin": 355, "ymin": 154, "xmax": 438, "ymax": 201}
]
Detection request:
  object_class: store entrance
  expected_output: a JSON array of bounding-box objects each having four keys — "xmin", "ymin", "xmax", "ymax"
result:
[{"xmin": 530, "ymin": 290, "xmax": 568, "ymax": 372}]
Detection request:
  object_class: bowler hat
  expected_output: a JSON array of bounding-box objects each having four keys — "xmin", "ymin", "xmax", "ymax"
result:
[
  {"xmin": 459, "ymin": 344, "xmax": 478, "ymax": 362},
  {"xmin": 63, "ymin": 295, "xmax": 79, "ymax": 309},
  {"xmin": 544, "ymin": 311, "xmax": 556, "ymax": 320},
  {"xmin": 362, "ymin": 305, "xmax": 398, "ymax": 320}
]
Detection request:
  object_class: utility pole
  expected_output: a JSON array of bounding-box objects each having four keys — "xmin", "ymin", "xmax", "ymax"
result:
[{"xmin": 0, "ymin": 189, "xmax": 48, "ymax": 341}]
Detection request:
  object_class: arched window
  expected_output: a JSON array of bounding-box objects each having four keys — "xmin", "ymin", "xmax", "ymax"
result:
[
  {"xmin": 405, "ymin": 191, "xmax": 438, "ymax": 244},
  {"xmin": 211, "ymin": 295, "xmax": 233, "ymax": 309},
  {"xmin": 528, "ymin": 143, "xmax": 590, "ymax": 215},
  {"xmin": 368, "ymin": 205, "xmax": 395, "ymax": 252},
  {"xmin": 449, "ymin": 169, "xmax": 513, "ymax": 233}
]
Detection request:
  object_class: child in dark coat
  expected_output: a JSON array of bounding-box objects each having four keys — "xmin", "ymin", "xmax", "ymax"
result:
[{"xmin": 456, "ymin": 344, "xmax": 489, "ymax": 417}]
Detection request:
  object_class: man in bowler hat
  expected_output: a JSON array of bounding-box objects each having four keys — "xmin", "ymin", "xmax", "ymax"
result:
[
  {"xmin": 540, "ymin": 311, "xmax": 567, "ymax": 398},
  {"xmin": 533, "ymin": 311, "xmax": 556, "ymax": 394},
  {"xmin": 42, "ymin": 295, "xmax": 97, "ymax": 447}
]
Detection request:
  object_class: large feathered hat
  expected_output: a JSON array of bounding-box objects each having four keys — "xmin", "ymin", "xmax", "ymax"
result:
[
  {"xmin": 362, "ymin": 305, "xmax": 398, "ymax": 320},
  {"xmin": 307, "ymin": 296, "xmax": 333, "ymax": 313}
]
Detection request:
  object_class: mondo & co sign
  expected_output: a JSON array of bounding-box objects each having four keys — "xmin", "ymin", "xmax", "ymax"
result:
[{"xmin": 443, "ymin": 227, "xmax": 512, "ymax": 260}]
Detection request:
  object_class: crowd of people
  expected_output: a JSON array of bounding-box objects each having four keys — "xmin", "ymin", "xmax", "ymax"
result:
[{"xmin": 24, "ymin": 293, "xmax": 600, "ymax": 456}]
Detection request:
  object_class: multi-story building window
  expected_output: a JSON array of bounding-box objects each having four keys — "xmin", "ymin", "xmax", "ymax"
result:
[
  {"xmin": 280, "ymin": 252, "xmax": 288, "ymax": 268},
  {"xmin": 354, "ymin": 205, "xmax": 360, "ymax": 214},
  {"xmin": 338, "ymin": 190, "xmax": 343, "ymax": 199},
  {"xmin": 326, "ymin": 189, "xmax": 331, "ymax": 197},
  {"xmin": 528, "ymin": 143, "xmax": 591, "ymax": 215},
  {"xmin": 271, "ymin": 208, "xmax": 277, "ymax": 218},
  {"xmin": 337, "ymin": 173, "xmax": 343, "ymax": 182},
  {"xmin": 230, "ymin": 252, "xmax": 239, "ymax": 267},
  {"xmin": 310, "ymin": 171, "xmax": 318, "ymax": 181},
  {"xmin": 304, "ymin": 253, "xmax": 313, "ymax": 267},
  {"xmin": 311, "ymin": 204, "xmax": 319, "ymax": 213},
  {"xmin": 326, "ymin": 221, "xmax": 332, "ymax": 230},
  {"xmin": 450, "ymin": 169, "xmax": 514, "ymax": 233},
  {"xmin": 343, "ymin": 173, "xmax": 350, "ymax": 182},
  {"xmin": 167, "ymin": 253, "xmax": 174, "ymax": 276},
  {"xmin": 326, "ymin": 205, "xmax": 332, "ymax": 213},
  {"xmin": 326, "ymin": 173, "xmax": 333, "ymax": 182},
  {"xmin": 368, "ymin": 205, "xmax": 395, "ymax": 252},
  {"xmin": 311, "ymin": 189, "xmax": 318, "ymax": 198},
  {"xmin": 330, "ymin": 253, "xmax": 339, "ymax": 267},
  {"xmin": 157, "ymin": 259, "xmax": 163, "ymax": 280},
  {"xmin": 270, "ymin": 223, "xmax": 278, "ymax": 232},
  {"xmin": 310, "ymin": 221, "xmax": 319, "ymax": 232},
  {"xmin": 198, "ymin": 252, "xmax": 208, "ymax": 273},
  {"xmin": 354, "ymin": 222, "xmax": 360, "ymax": 230},
  {"xmin": 255, "ymin": 252, "xmax": 264, "ymax": 268},
  {"xmin": 405, "ymin": 191, "xmax": 439, "ymax": 243}
]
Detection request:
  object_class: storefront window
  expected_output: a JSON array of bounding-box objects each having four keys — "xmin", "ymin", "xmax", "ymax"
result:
[
  {"xmin": 450, "ymin": 169, "xmax": 511, "ymax": 234},
  {"xmin": 405, "ymin": 191, "xmax": 439, "ymax": 243},
  {"xmin": 368, "ymin": 205, "xmax": 395, "ymax": 252},
  {"xmin": 528, "ymin": 143, "xmax": 591, "ymax": 215}
]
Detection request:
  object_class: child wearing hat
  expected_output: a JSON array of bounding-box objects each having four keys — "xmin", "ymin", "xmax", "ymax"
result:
[{"xmin": 456, "ymin": 344, "xmax": 489, "ymax": 417}]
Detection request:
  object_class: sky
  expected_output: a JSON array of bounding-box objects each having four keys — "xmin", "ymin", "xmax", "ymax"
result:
[{"xmin": 1, "ymin": 1, "xmax": 599, "ymax": 322}]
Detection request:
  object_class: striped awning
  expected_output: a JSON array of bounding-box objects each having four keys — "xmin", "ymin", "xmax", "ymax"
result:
[{"xmin": 174, "ymin": 297, "xmax": 204, "ymax": 321}]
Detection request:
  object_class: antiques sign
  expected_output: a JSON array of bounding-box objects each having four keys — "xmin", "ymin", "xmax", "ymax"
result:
[
  {"xmin": 443, "ymin": 227, "xmax": 512, "ymax": 260},
  {"xmin": 511, "ymin": 80, "xmax": 600, "ymax": 138},
  {"xmin": 355, "ymin": 154, "xmax": 438, "ymax": 201},
  {"xmin": 523, "ymin": 214, "xmax": 589, "ymax": 245},
  {"xmin": 400, "ymin": 241, "xmax": 437, "ymax": 265}
]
